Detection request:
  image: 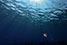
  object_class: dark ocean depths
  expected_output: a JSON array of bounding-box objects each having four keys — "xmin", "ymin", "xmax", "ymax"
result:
[{"xmin": 0, "ymin": 0, "xmax": 67, "ymax": 45}]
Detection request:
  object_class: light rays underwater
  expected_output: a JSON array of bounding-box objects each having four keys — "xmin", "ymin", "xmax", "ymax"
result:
[
  {"xmin": 0, "ymin": 0, "xmax": 67, "ymax": 22},
  {"xmin": 0, "ymin": 0, "xmax": 67, "ymax": 44}
]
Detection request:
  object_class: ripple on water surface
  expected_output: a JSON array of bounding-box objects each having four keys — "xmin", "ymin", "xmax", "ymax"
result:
[{"xmin": 0, "ymin": 0, "xmax": 67, "ymax": 23}]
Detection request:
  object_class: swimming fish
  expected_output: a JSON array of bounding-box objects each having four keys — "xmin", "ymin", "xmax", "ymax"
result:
[{"xmin": 43, "ymin": 33, "xmax": 47, "ymax": 38}]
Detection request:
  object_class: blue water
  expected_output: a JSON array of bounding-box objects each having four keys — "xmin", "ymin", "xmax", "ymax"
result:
[{"xmin": 0, "ymin": 0, "xmax": 67, "ymax": 44}]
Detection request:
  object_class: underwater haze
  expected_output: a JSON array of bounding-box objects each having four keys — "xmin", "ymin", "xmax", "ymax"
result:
[{"xmin": 0, "ymin": 0, "xmax": 67, "ymax": 45}]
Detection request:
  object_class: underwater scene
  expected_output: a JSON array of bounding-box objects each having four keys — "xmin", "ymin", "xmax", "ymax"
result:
[{"xmin": 0, "ymin": 0, "xmax": 67, "ymax": 45}]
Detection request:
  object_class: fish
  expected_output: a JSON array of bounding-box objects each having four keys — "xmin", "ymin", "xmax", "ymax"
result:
[{"xmin": 43, "ymin": 33, "xmax": 47, "ymax": 38}]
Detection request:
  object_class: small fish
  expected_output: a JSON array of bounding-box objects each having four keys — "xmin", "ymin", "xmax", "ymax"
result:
[{"xmin": 43, "ymin": 33, "xmax": 47, "ymax": 38}]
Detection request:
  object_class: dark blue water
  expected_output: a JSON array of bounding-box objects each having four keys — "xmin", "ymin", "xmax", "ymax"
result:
[{"xmin": 0, "ymin": 0, "xmax": 67, "ymax": 45}]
